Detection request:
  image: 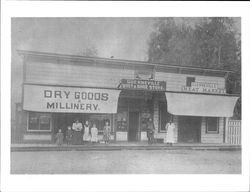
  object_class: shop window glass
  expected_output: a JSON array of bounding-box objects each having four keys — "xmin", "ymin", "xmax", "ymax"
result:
[
  {"xmin": 28, "ymin": 112, "xmax": 51, "ymax": 131},
  {"xmin": 206, "ymin": 117, "xmax": 219, "ymax": 133},
  {"xmin": 159, "ymin": 102, "xmax": 172, "ymax": 132},
  {"xmin": 89, "ymin": 114, "xmax": 112, "ymax": 133},
  {"xmin": 116, "ymin": 111, "xmax": 128, "ymax": 131},
  {"xmin": 140, "ymin": 112, "xmax": 152, "ymax": 131},
  {"xmin": 186, "ymin": 77, "xmax": 195, "ymax": 87}
]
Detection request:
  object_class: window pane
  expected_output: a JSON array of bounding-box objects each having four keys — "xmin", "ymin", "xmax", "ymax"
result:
[
  {"xmin": 186, "ymin": 77, "xmax": 195, "ymax": 87},
  {"xmin": 89, "ymin": 114, "xmax": 112, "ymax": 132},
  {"xmin": 28, "ymin": 113, "xmax": 39, "ymax": 130},
  {"xmin": 39, "ymin": 115, "xmax": 51, "ymax": 130},
  {"xmin": 140, "ymin": 112, "xmax": 151, "ymax": 131},
  {"xmin": 206, "ymin": 117, "xmax": 218, "ymax": 132},
  {"xmin": 117, "ymin": 111, "xmax": 128, "ymax": 131}
]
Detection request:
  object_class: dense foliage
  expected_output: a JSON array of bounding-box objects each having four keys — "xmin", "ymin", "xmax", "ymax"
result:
[{"xmin": 148, "ymin": 18, "xmax": 241, "ymax": 119}]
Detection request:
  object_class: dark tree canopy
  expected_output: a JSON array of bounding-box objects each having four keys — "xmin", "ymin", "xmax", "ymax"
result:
[{"xmin": 148, "ymin": 18, "xmax": 241, "ymax": 119}]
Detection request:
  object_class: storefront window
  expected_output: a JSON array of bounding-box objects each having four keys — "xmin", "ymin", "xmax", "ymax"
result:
[
  {"xmin": 159, "ymin": 102, "xmax": 172, "ymax": 132},
  {"xmin": 206, "ymin": 117, "xmax": 219, "ymax": 133},
  {"xmin": 116, "ymin": 111, "xmax": 128, "ymax": 131},
  {"xmin": 89, "ymin": 114, "xmax": 112, "ymax": 133},
  {"xmin": 140, "ymin": 112, "xmax": 151, "ymax": 131},
  {"xmin": 186, "ymin": 77, "xmax": 195, "ymax": 87},
  {"xmin": 28, "ymin": 112, "xmax": 51, "ymax": 131}
]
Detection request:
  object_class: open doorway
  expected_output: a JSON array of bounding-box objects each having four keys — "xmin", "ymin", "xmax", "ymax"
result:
[
  {"xmin": 178, "ymin": 116, "xmax": 202, "ymax": 143},
  {"xmin": 128, "ymin": 112, "xmax": 139, "ymax": 141},
  {"xmin": 53, "ymin": 113, "xmax": 81, "ymax": 136}
]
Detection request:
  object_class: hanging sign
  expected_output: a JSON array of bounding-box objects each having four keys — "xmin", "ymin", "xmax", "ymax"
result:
[
  {"xmin": 23, "ymin": 84, "xmax": 121, "ymax": 113},
  {"xmin": 119, "ymin": 79, "xmax": 166, "ymax": 91},
  {"xmin": 181, "ymin": 81, "xmax": 226, "ymax": 94}
]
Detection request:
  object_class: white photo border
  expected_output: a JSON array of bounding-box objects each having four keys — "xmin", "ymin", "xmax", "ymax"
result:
[{"xmin": 1, "ymin": 1, "xmax": 250, "ymax": 192}]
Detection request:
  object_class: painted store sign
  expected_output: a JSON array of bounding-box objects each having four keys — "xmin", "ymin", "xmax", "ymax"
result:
[
  {"xmin": 23, "ymin": 84, "xmax": 121, "ymax": 113},
  {"xmin": 119, "ymin": 79, "xmax": 166, "ymax": 91},
  {"xmin": 181, "ymin": 81, "xmax": 226, "ymax": 94}
]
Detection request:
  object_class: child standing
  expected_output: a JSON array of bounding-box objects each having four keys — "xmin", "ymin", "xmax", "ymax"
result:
[
  {"xmin": 56, "ymin": 129, "xmax": 64, "ymax": 146},
  {"xmin": 65, "ymin": 126, "xmax": 73, "ymax": 145}
]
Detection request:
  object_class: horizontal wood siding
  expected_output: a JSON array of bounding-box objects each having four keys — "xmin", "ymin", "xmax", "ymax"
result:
[
  {"xmin": 155, "ymin": 72, "xmax": 225, "ymax": 91},
  {"xmin": 26, "ymin": 61, "xmax": 134, "ymax": 88},
  {"xmin": 25, "ymin": 61, "xmax": 226, "ymax": 92},
  {"xmin": 201, "ymin": 117, "xmax": 224, "ymax": 143}
]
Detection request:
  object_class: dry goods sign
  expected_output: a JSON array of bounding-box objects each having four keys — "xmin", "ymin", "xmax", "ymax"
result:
[{"xmin": 23, "ymin": 84, "xmax": 121, "ymax": 113}]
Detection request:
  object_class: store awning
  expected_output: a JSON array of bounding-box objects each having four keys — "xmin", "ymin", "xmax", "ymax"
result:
[
  {"xmin": 165, "ymin": 92, "xmax": 239, "ymax": 117},
  {"xmin": 23, "ymin": 84, "xmax": 121, "ymax": 113}
]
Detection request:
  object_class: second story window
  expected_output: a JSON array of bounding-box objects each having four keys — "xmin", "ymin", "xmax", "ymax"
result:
[{"xmin": 186, "ymin": 77, "xmax": 195, "ymax": 87}]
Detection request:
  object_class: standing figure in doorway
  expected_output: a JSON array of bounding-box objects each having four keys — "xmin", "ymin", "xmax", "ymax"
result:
[
  {"xmin": 65, "ymin": 126, "xmax": 73, "ymax": 145},
  {"xmin": 103, "ymin": 121, "xmax": 111, "ymax": 144},
  {"xmin": 147, "ymin": 118, "xmax": 155, "ymax": 144},
  {"xmin": 72, "ymin": 119, "xmax": 83, "ymax": 145},
  {"xmin": 83, "ymin": 120, "xmax": 91, "ymax": 143},
  {"xmin": 91, "ymin": 123, "xmax": 98, "ymax": 143},
  {"xmin": 165, "ymin": 120, "xmax": 176, "ymax": 146},
  {"xmin": 56, "ymin": 129, "xmax": 64, "ymax": 146}
]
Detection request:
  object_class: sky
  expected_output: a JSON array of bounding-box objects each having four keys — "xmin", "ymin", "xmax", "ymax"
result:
[{"xmin": 12, "ymin": 18, "xmax": 156, "ymax": 61}]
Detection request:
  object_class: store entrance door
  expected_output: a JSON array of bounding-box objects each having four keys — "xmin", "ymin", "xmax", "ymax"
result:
[
  {"xmin": 128, "ymin": 112, "xmax": 139, "ymax": 141},
  {"xmin": 178, "ymin": 116, "xmax": 201, "ymax": 143},
  {"xmin": 53, "ymin": 113, "xmax": 79, "ymax": 136}
]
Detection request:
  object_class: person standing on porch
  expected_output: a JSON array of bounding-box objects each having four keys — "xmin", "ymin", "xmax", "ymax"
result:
[
  {"xmin": 83, "ymin": 120, "xmax": 91, "ymax": 143},
  {"xmin": 103, "ymin": 121, "xmax": 111, "ymax": 144},
  {"xmin": 72, "ymin": 119, "xmax": 83, "ymax": 145},
  {"xmin": 56, "ymin": 129, "xmax": 64, "ymax": 146},
  {"xmin": 65, "ymin": 126, "xmax": 73, "ymax": 145},
  {"xmin": 91, "ymin": 123, "xmax": 98, "ymax": 143},
  {"xmin": 165, "ymin": 120, "xmax": 176, "ymax": 146},
  {"xmin": 147, "ymin": 118, "xmax": 155, "ymax": 144}
]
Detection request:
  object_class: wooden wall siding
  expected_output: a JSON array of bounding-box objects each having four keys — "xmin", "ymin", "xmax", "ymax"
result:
[
  {"xmin": 201, "ymin": 117, "xmax": 224, "ymax": 143},
  {"xmin": 116, "ymin": 132, "xmax": 128, "ymax": 141},
  {"xmin": 173, "ymin": 116, "xmax": 178, "ymax": 143},
  {"xmin": 25, "ymin": 61, "xmax": 226, "ymax": 92},
  {"xmin": 153, "ymin": 97, "xmax": 159, "ymax": 138},
  {"xmin": 155, "ymin": 72, "xmax": 226, "ymax": 91},
  {"xmin": 13, "ymin": 111, "xmax": 28, "ymax": 143},
  {"xmin": 25, "ymin": 62, "xmax": 134, "ymax": 87}
]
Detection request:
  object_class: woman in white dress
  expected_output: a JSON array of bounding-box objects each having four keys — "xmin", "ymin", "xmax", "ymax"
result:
[
  {"xmin": 165, "ymin": 120, "xmax": 176, "ymax": 145},
  {"xmin": 83, "ymin": 120, "xmax": 91, "ymax": 143},
  {"xmin": 91, "ymin": 123, "xmax": 98, "ymax": 143}
]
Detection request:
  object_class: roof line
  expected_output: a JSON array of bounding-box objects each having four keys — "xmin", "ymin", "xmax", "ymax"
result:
[{"xmin": 17, "ymin": 49, "xmax": 235, "ymax": 74}]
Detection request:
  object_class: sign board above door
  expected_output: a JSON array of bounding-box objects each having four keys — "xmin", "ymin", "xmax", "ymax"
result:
[{"xmin": 119, "ymin": 79, "xmax": 166, "ymax": 91}]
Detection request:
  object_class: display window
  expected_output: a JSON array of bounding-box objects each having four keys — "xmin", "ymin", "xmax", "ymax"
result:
[
  {"xmin": 28, "ymin": 112, "xmax": 51, "ymax": 131},
  {"xmin": 116, "ymin": 111, "xmax": 128, "ymax": 131},
  {"xmin": 88, "ymin": 114, "xmax": 112, "ymax": 133},
  {"xmin": 206, "ymin": 117, "xmax": 219, "ymax": 133}
]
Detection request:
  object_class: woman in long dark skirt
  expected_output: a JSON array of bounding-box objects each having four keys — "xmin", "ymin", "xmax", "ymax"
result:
[{"xmin": 71, "ymin": 119, "xmax": 83, "ymax": 145}]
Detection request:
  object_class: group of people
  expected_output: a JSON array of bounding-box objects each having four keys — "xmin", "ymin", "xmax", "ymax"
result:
[
  {"xmin": 56, "ymin": 117, "xmax": 176, "ymax": 146},
  {"xmin": 55, "ymin": 119, "xmax": 111, "ymax": 145},
  {"xmin": 146, "ymin": 118, "xmax": 176, "ymax": 145}
]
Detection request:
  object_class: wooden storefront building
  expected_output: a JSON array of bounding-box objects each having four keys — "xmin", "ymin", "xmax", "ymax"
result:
[{"xmin": 13, "ymin": 50, "xmax": 239, "ymax": 144}]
